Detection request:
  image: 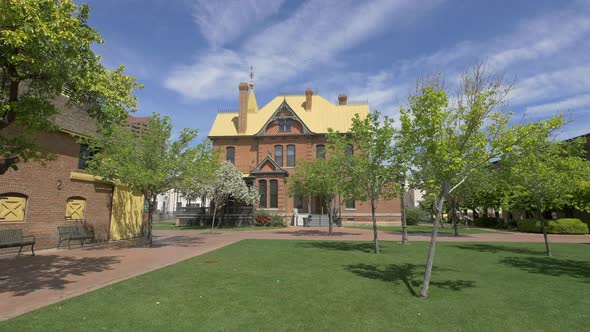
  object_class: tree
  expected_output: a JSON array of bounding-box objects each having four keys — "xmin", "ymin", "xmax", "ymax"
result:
[
  {"xmin": 195, "ymin": 161, "xmax": 258, "ymax": 230},
  {"xmin": 328, "ymin": 110, "xmax": 401, "ymax": 253},
  {"xmin": 288, "ymin": 157, "xmax": 343, "ymax": 235},
  {"xmin": 0, "ymin": 0, "xmax": 140, "ymax": 170},
  {"xmin": 87, "ymin": 113, "xmax": 203, "ymax": 246},
  {"xmin": 399, "ymin": 64, "xmax": 520, "ymax": 298},
  {"xmin": 504, "ymin": 118, "xmax": 589, "ymax": 256}
]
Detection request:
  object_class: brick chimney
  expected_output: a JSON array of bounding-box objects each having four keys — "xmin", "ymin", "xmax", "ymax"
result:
[
  {"xmin": 305, "ymin": 88, "xmax": 313, "ymax": 111},
  {"xmin": 338, "ymin": 94, "xmax": 348, "ymax": 105},
  {"xmin": 238, "ymin": 82, "xmax": 249, "ymax": 133}
]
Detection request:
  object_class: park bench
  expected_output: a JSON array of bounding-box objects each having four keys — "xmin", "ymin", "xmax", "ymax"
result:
[
  {"xmin": 0, "ymin": 229, "xmax": 36, "ymax": 256},
  {"xmin": 57, "ymin": 225, "xmax": 93, "ymax": 249}
]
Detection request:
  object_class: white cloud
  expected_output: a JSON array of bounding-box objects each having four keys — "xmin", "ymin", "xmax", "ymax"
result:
[
  {"xmin": 509, "ymin": 65, "xmax": 590, "ymax": 105},
  {"xmin": 193, "ymin": 0, "xmax": 285, "ymax": 48},
  {"xmin": 166, "ymin": 0, "xmax": 443, "ymax": 100},
  {"xmin": 526, "ymin": 93, "xmax": 590, "ymax": 116}
]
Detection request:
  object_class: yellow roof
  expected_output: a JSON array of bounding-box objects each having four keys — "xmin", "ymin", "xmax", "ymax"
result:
[{"xmin": 208, "ymin": 94, "xmax": 368, "ymax": 137}]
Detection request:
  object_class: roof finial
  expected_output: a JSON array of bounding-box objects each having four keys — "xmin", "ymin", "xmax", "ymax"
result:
[{"xmin": 249, "ymin": 65, "xmax": 254, "ymax": 89}]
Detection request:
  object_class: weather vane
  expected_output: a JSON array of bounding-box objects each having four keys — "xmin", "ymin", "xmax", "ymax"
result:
[{"xmin": 249, "ymin": 65, "xmax": 254, "ymax": 88}]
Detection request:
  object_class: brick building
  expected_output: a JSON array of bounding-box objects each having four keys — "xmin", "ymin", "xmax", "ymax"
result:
[
  {"xmin": 0, "ymin": 97, "xmax": 144, "ymax": 251},
  {"xmin": 208, "ymin": 82, "xmax": 401, "ymax": 224}
]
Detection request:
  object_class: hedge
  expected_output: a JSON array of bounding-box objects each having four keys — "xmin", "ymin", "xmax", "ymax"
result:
[
  {"xmin": 473, "ymin": 217, "xmax": 500, "ymax": 228},
  {"xmin": 517, "ymin": 218, "xmax": 589, "ymax": 234}
]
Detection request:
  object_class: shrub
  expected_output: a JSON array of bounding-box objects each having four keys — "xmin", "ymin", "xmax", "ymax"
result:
[
  {"xmin": 517, "ymin": 218, "xmax": 589, "ymax": 234},
  {"xmin": 547, "ymin": 218, "xmax": 589, "ymax": 234},
  {"xmin": 254, "ymin": 210, "xmax": 271, "ymax": 226},
  {"xmin": 405, "ymin": 208, "xmax": 428, "ymax": 226},
  {"xmin": 517, "ymin": 219, "xmax": 541, "ymax": 233},
  {"xmin": 474, "ymin": 217, "xmax": 500, "ymax": 228},
  {"xmin": 269, "ymin": 214, "xmax": 287, "ymax": 227}
]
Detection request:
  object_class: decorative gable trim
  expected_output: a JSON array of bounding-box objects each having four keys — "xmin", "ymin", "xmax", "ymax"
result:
[
  {"xmin": 255, "ymin": 99, "xmax": 314, "ymax": 136},
  {"xmin": 250, "ymin": 155, "xmax": 289, "ymax": 175}
]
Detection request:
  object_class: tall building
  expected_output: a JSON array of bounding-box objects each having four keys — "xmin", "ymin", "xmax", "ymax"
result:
[{"xmin": 208, "ymin": 82, "xmax": 401, "ymax": 224}]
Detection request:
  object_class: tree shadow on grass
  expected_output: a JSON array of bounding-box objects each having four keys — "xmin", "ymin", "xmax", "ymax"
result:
[
  {"xmin": 451, "ymin": 243, "xmax": 545, "ymax": 255},
  {"xmin": 500, "ymin": 256, "xmax": 590, "ymax": 281},
  {"xmin": 275, "ymin": 229, "xmax": 363, "ymax": 237},
  {"xmin": 345, "ymin": 263, "xmax": 475, "ymax": 296},
  {"xmin": 0, "ymin": 255, "xmax": 121, "ymax": 296},
  {"xmin": 297, "ymin": 241, "xmax": 375, "ymax": 253}
]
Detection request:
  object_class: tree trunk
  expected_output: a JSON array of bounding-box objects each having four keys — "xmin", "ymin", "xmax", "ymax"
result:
[
  {"xmin": 400, "ymin": 188, "xmax": 409, "ymax": 245},
  {"xmin": 371, "ymin": 197, "xmax": 379, "ymax": 254},
  {"xmin": 420, "ymin": 196, "xmax": 445, "ymax": 298},
  {"xmin": 211, "ymin": 206, "xmax": 217, "ymax": 231},
  {"xmin": 452, "ymin": 201, "xmax": 459, "ymax": 237},
  {"xmin": 326, "ymin": 199, "xmax": 333, "ymax": 235},
  {"xmin": 146, "ymin": 195, "xmax": 155, "ymax": 247},
  {"xmin": 536, "ymin": 200, "xmax": 551, "ymax": 257}
]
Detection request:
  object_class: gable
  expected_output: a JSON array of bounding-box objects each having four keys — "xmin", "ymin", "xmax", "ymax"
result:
[
  {"xmin": 257, "ymin": 99, "xmax": 312, "ymax": 136},
  {"xmin": 250, "ymin": 156, "xmax": 288, "ymax": 175}
]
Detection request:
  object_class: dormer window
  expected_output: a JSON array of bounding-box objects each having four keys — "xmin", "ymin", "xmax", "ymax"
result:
[{"xmin": 278, "ymin": 119, "xmax": 292, "ymax": 132}]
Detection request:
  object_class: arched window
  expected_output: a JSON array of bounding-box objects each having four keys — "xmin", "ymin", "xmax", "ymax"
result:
[
  {"xmin": 66, "ymin": 197, "xmax": 87, "ymax": 220},
  {"xmin": 0, "ymin": 193, "xmax": 27, "ymax": 222},
  {"xmin": 345, "ymin": 144, "xmax": 354, "ymax": 158},
  {"xmin": 316, "ymin": 144, "xmax": 326, "ymax": 159},
  {"xmin": 270, "ymin": 180, "xmax": 278, "ymax": 208},
  {"xmin": 287, "ymin": 145, "xmax": 296, "ymax": 167},
  {"xmin": 258, "ymin": 180, "xmax": 267, "ymax": 208},
  {"xmin": 226, "ymin": 147, "xmax": 235, "ymax": 164},
  {"xmin": 274, "ymin": 145, "xmax": 283, "ymax": 167}
]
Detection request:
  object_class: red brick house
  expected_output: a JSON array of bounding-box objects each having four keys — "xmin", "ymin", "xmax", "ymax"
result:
[
  {"xmin": 208, "ymin": 82, "xmax": 401, "ymax": 224},
  {"xmin": 0, "ymin": 98, "xmax": 145, "ymax": 251}
]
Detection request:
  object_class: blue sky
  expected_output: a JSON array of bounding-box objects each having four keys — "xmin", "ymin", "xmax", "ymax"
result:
[{"xmin": 79, "ymin": 0, "xmax": 590, "ymax": 142}]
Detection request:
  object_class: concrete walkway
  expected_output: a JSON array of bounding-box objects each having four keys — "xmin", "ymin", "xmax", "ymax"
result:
[{"xmin": 1, "ymin": 227, "xmax": 588, "ymax": 320}]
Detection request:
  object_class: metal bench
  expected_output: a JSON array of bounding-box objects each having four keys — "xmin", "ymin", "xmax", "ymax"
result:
[
  {"xmin": 0, "ymin": 229, "xmax": 35, "ymax": 256},
  {"xmin": 57, "ymin": 225, "xmax": 93, "ymax": 249}
]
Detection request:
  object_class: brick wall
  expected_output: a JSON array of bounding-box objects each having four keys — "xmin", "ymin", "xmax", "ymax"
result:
[{"xmin": 0, "ymin": 127, "xmax": 113, "ymax": 251}]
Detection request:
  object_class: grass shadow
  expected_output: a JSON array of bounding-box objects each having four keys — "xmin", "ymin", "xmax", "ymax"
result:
[
  {"xmin": 500, "ymin": 256, "xmax": 590, "ymax": 281},
  {"xmin": 345, "ymin": 263, "xmax": 475, "ymax": 296},
  {"xmin": 297, "ymin": 241, "xmax": 375, "ymax": 253},
  {"xmin": 451, "ymin": 243, "xmax": 545, "ymax": 255}
]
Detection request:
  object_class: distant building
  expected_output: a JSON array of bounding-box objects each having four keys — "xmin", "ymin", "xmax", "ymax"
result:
[{"xmin": 208, "ymin": 81, "xmax": 401, "ymax": 224}]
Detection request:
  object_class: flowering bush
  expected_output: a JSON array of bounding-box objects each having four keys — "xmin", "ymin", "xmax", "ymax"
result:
[{"xmin": 255, "ymin": 213, "xmax": 271, "ymax": 226}]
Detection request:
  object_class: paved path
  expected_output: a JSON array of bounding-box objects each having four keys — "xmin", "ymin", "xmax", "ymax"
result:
[{"xmin": 1, "ymin": 227, "xmax": 588, "ymax": 320}]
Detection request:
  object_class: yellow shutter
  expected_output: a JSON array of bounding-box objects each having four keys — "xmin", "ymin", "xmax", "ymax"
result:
[
  {"xmin": 66, "ymin": 199, "xmax": 86, "ymax": 220},
  {"xmin": 0, "ymin": 196, "xmax": 26, "ymax": 222}
]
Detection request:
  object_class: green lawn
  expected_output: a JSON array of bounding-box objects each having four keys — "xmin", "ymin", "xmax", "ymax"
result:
[
  {"xmin": 346, "ymin": 223, "xmax": 499, "ymax": 234},
  {"xmin": 3, "ymin": 240, "xmax": 589, "ymax": 331},
  {"xmin": 152, "ymin": 221, "xmax": 284, "ymax": 231}
]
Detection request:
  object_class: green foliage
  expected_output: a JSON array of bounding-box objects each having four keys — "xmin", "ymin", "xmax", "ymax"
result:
[
  {"xmin": 547, "ymin": 219, "xmax": 589, "ymax": 234},
  {"xmin": 269, "ymin": 214, "xmax": 287, "ymax": 227},
  {"xmin": 516, "ymin": 219, "xmax": 542, "ymax": 233},
  {"xmin": 405, "ymin": 207, "xmax": 428, "ymax": 225},
  {"xmin": 0, "ymin": 0, "xmax": 141, "ymax": 163},
  {"xmin": 503, "ymin": 118, "xmax": 590, "ymax": 215},
  {"xmin": 86, "ymin": 113, "xmax": 210, "ymax": 244},
  {"xmin": 288, "ymin": 157, "xmax": 342, "ymax": 233},
  {"xmin": 517, "ymin": 218, "xmax": 589, "ymax": 234},
  {"xmin": 327, "ymin": 110, "xmax": 401, "ymax": 204}
]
